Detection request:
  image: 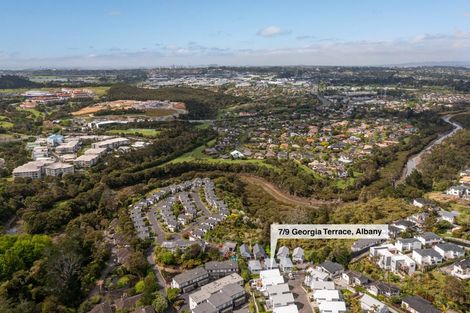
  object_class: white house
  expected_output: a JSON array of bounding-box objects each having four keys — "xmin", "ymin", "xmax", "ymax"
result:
[
  {"xmin": 391, "ymin": 254, "xmax": 416, "ymax": 275},
  {"xmin": 260, "ymin": 269, "xmax": 284, "ymax": 290},
  {"xmin": 437, "ymin": 210, "xmax": 459, "ymax": 224},
  {"xmin": 415, "ymin": 232, "xmax": 442, "ymax": 247},
  {"xmin": 341, "ymin": 271, "xmax": 369, "ymax": 287},
  {"xmin": 395, "ymin": 238, "xmax": 422, "ymax": 252},
  {"xmin": 270, "ymin": 293, "xmax": 295, "ymax": 308},
  {"xmin": 266, "ymin": 283, "xmax": 290, "ymax": 298},
  {"xmin": 359, "ymin": 294, "xmax": 388, "ymax": 313},
  {"xmin": 313, "ymin": 289, "xmax": 342, "ymax": 304},
  {"xmin": 369, "ymin": 244, "xmax": 396, "ymax": 257},
  {"xmin": 402, "ymin": 295, "xmax": 441, "ymax": 313},
  {"xmin": 272, "ymin": 305, "xmax": 299, "ymax": 313},
  {"xmin": 412, "ymin": 249, "xmax": 443, "ymax": 267},
  {"xmin": 292, "ymin": 247, "xmax": 304, "ymax": 263},
  {"xmin": 277, "ymin": 246, "xmax": 289, "ymax": 259},
  {"xmin": 305, "ymin": 268, "xmax": 329, "ymax": 284},
  {"xmin": 264, "ymin": 258, "xmax": 279, "ymax": 270},
  {"xmin": 249, "ymin": 260, "xmax": 262, "ymax": 274},
  {"xmin": 310, "ymin": 281, "xmax": 335, "ymax": 291},
  {"xmin": 433, "ymin": 243, "xmax": 465, "ymax": 260},
  {"xmin": 451, "ymin": 258, "xmax": 470, "ymax": 279},
  {"xmin": 446, "ymin": 185, "xmax": 468, "ymax": 197},
  {"xmin": 279, "ymin": 257, "xmax": 294, "ymax": 273},
  {"xmin": 318, "ymin": 301, "xmax": 347, "ymax": 313}
]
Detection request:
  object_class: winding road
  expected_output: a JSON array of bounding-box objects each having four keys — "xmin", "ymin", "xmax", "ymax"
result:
[{"xmin": 399, "ymin": 114, "xmax": 462, "ymax": 182}]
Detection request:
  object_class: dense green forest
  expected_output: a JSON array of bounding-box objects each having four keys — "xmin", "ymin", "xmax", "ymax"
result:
[
  {"xmin": 408, "ymin": 129, "xmax": 470, "ymax": 191},
  {"xmin": 0, "ymin": 75, "xmax": 40, "ymax": 89},
  {"xmin": 451, "ymin": 113, "xmax": 470, "ymax": 129},
  {"xmin": 107, "ymin": 84, "xmax": 247, "ymax": 119}
]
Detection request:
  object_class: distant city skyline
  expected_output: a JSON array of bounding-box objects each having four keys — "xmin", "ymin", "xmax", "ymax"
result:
[{"xmin": 1, "ymin": 0, "xmax": 470, "ymax": 69}]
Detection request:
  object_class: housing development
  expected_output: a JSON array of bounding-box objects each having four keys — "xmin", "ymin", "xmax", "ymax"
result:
[
  {"xmin": 2, "ymin": 65, "xmax": 469, "ymax": 313},
  {"xmin": 1, "ymin": 1, "xmax": 470, "ymax": 313}
]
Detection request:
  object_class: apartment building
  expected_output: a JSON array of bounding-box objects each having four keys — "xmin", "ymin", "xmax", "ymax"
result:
[
  {"xmin": 92, "ymin": 137, "xmax": 130, "ymax": 150},
  {"xmin": 55, "ymin": 140, "xmax": 80, "ymax": 154},
  {"xmin": 44, "ymin": 162, "xmax": 75, "ymax": 177},
  {"xmin": 12, "ymin": 160, "xmax": 53, "ymax": 179},
  {"xmin": 74, "ymin": 154, "xmax": 100, "ymax": 167},
  {"xmin": 189, "ymin": 273, "xmax": 244, "ymax": 310},
  {"xmin": 171, "ymin": 267, "xmax": 210, "ymax": 293},
  {"xmin": 204, "ymin": 260, "xmax": 239, "ymax": 279}
]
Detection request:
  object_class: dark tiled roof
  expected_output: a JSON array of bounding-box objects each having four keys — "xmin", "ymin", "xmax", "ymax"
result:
[
  {"xmin": 173, "ymin": 267, "xmax": 208, "ymax": 285},
  {"xmin": 320, "ymin": 260, "xmax": 344, "ymax": 273},
  {"xmin": 403, "ymin": 296, "xmax": 441, "ymax": 313}
]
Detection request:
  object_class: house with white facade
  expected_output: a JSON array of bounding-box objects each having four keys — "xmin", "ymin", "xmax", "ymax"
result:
[
  {"xmin": 391, "ymin": 254, "xmax": 416, "ymax": 275},
  {"xmin": 415, "ymin": 232, "xmax": 442, "ymax": 247},
  {"xmin": 451, "ymin": 258, "xmax": 470, "ymax": 279},
  {"xmin": 359, "ymin": 294, "xmax": 388, "ymax": 313},
  {"xmin": 313, "ymin": 289, "xmax": 342, "ymax": 303},
  {"xmin": 412, "ymin": 249, "xmax": 443, "ymax": 268},
  {"xmin": 292, "ymin": 247, "xmax": 304, "ymax": 263},
  {"xmin": 395, "ymin": 238, "xmax": 422, "ymax": 252},
  {"xmin": 433, "ymin": 243, "xmax": 465, "ymax": 260}
]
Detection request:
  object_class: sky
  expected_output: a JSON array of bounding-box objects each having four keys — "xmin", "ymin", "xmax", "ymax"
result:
[{"xmin": 1, "ymin": 0, "xmax": 470, "ymax": 69}]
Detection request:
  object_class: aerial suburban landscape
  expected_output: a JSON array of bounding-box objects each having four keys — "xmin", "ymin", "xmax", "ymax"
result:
[{"xmin": 0, "ymin": 1, "xmax": 469, "ymax": 313}]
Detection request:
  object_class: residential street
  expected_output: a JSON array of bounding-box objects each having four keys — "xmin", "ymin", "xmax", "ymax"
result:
[{"xmin": 287, "ymin": 272, "xmax": 313, "ymax": 313}]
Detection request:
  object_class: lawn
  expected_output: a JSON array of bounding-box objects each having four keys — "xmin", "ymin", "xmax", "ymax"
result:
[{"xmin": 106, "ymin": 128, "xmax": 161, "ymax": 137}]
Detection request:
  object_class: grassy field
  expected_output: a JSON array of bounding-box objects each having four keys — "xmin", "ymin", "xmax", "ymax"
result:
[
  {"xmin": 167, "ymin": 140, "xmax": 278, "ymax": 170},
  {"xmin": 0, "ymin": 134, "xmax": 14, "ymax": 139},
  {"xmin": 87, "ymin": 86, "xmax": 110, "ymax": 97},
  {"xmin": 106, "ymin": 128, "xmax": 161, "ymax": 137},
  {"xmin": 17, "ymin": 107, "xmax": 43, "ymax": 118},
  {"xmin": 145, "ymin": 108, "xmax": 177, "ymax": 117},
  {"xmin": 0, "ymin": 121, "xmax": 14, "ymax": 129},
  {"xmin": 0, "ymin": 116, "xmax": 13, "ymax": 128}
]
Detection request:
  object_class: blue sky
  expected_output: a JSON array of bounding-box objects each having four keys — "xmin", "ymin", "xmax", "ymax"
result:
[{"xmin": 1, "ymin": 0, "xmax": 470, "ymax": 68}]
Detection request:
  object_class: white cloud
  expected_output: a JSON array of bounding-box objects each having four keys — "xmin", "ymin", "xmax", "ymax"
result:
[
  {"xmin": 1, "ymin": 31, "xmax": 470, "ymax": 68},
  {"xmin": 257, "ymin": 26, "xmax": 285, "ymax": 37}
]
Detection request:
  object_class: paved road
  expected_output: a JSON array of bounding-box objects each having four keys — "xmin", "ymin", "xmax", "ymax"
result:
[
  {"xmin": 287, "ymin": 272, "xmax": 313, "ymax": 313},
  {"xmin": 146, "ymin": 248, "xmax": 168, "ymax": 296},
  {"xmin": 147, "ymin": 207, "xmax": 165, "ymax": 243},
  {"xmin": 191, "ymin": 192, "xmax": 212, "ymax": 216}
]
